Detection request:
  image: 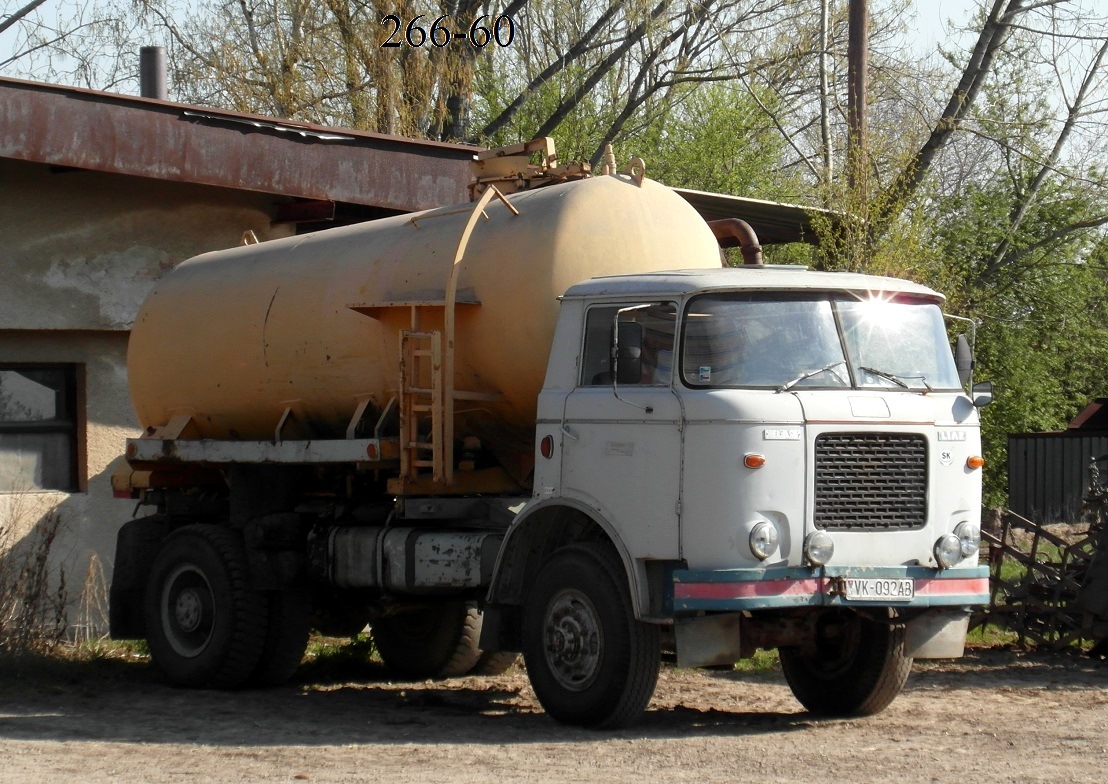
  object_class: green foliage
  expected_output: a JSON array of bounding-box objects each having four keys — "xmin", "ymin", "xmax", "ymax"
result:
[
  {"xmin": 646, "ymin": 84, "xmax": 793, "ymax": 199},
  {"xmin": 929, "ymin": 169, "xmax": 1108, "ymax": 506}
]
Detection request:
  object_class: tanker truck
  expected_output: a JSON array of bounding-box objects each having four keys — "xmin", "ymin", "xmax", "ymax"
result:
[{"xmin": 109, "ymin": 139, "xmax": 992, "ymax": 728}]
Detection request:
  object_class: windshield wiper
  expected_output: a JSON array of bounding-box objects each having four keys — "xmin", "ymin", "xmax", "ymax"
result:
[
  {"xmin": 777, "ymin": 361, "xmax": 847, "ymax": 393},
  {"xmin": 859, "ymin": 366, "xmax": 932, "ymax": 392}
]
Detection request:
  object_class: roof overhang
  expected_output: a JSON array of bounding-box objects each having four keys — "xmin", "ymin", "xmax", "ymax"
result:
[
  {"xmin": 0, "ymin": 77, "xmax": 477, "ymax": 211},
  {"xmin": 672, "ymin": 187, "xmax": 834, "ymax": 246}
]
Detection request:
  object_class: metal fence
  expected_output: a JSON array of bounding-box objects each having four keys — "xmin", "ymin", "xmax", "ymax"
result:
[{"xmin": 1007, "ymin": 433, "xmax": 1108, "ymax": 523}]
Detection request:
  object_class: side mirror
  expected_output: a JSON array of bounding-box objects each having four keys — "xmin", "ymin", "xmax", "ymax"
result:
[
  {"xmin": 613, "ymin": 322, "xmax": 643, "ymax": 385},
  {"xmin": 972, "ymin": 380, "xmax": 993, "ymax": 408},
  {"xmin": 955, "ymin": 334, "xmax": 974, "ymax": 388}
]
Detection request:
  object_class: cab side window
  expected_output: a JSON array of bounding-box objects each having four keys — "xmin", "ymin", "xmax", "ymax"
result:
[{"xmin": 580, "ymin": 303, "xmax": 677, "ymax": 386}]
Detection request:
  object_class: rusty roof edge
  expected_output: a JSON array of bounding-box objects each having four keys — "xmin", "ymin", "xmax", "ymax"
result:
[
  {"xmin": 1, "ymin": 76, "xmax": 479, "ymax": 211},
  {"xmin": 0, "ymin": 75, "xmax": 481, "ymax": 155}
]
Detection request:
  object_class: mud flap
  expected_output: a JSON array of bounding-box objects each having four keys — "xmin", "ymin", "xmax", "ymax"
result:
[
  {"xmin": 904, "ymin": 609, "xmax": 970, "ymax": 658},
  {"xmin": 674, "ymin": 613, "xmax": 743, "ymax": 668}
]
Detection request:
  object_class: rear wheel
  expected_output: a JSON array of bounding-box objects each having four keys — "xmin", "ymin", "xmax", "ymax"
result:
[
  {"xmin": 779, "ymin": 610, "xmax": 912, "ymax": 716},
  {"xmin": 471, "ymin": 650, "xmax": 519, "ymax": 676},
  {"xmin": 144, "ymin": 524, "xmax": 268, "ymax": 689},
  {"xmin": 372, "ymin": 600, "xmax": 482, "ymax": 679},
  {"xmin": 522, "ymin": 544, "xmax": 660, "ymax": 729},
  {"xmin": 249, "ymin": 588, "xmax": 311, "ymax": 686}
]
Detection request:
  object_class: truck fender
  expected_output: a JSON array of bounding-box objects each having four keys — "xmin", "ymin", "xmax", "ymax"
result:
[
  {"xmin": 109, "ymin": 514, "xmax": 171, "ymax": 639},
  {"xmin": 485, "ymin": 497, "xmax": 648, "ymax": 619}
]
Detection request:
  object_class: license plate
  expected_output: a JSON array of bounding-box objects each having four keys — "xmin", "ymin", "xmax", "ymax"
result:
[{"xmin": 843, "ymin": 578, "xmax": 915, "ymax": 602}]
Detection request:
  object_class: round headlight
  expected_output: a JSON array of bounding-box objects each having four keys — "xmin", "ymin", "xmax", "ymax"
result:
[
  {"xmin": 935, "ymin": 533, "xmax": 963, "ymax": 569},
  {"xmin": 804, "ymin": 530, "xmax": 834, "ymax": 566},
  {"xmin": 749, "ymin": 522, "xmax": 780, "ymax": 561},
  {"xmin": 954, "ymin": 522, "xmax": 981, "ymax": 559}
]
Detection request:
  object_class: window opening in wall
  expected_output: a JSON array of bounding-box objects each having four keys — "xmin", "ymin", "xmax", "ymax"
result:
[{"xmin": 0, "ymin": 365, "xmax": 80, "ymax": 492}]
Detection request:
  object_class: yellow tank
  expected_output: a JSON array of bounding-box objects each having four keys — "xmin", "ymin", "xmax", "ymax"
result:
[{"xmin": 127, "ymin": 173, "xmax": 723, "ymax": 477}]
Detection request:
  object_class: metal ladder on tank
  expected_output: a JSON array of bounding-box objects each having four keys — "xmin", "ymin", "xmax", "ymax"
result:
[
  {"xmin": 398, "ymin": 326, "xmax": 445, "ymax": 483},
  {"xmin": 393, "ymin": 185, "xmax": 518, "ymax": 489}
]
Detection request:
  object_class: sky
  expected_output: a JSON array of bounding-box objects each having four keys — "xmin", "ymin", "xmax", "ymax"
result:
[
  {"xmin": 906, "ymin": 0, "xmax": 982, "ymax": 56},
  {"xmin": 0, "ymin": 0, "xmax": 1014, "ymax": 91}
]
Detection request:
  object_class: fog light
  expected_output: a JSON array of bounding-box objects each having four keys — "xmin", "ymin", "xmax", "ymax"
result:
[
  {"xmin": 935, "ymin": 533, "xmax": 963, "ymax": 569},
  {"xmin": 804, "ymin": 530, "xmax": 834, "ymax": 566},
  {"xmin": 954, "ymin": 522, "xmax": 981, "ymax": 558},
  {"xmin": 749, "ymin": 522, "xmax": 779, "ymax": 561}
]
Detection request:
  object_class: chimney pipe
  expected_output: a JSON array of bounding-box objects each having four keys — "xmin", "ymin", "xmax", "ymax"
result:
[{"xmin": 140, "ymin": 46, "xmax": 167, "ymax": 100}]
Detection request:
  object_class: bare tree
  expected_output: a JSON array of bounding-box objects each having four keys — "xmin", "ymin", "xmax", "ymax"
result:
[
  {"xmin": 0, "ymin": 0, "xmax": 48, "ymax": 37},
  {"xmin": 1, "ymin": 0, "xmax": 139, "ymax": 86}
]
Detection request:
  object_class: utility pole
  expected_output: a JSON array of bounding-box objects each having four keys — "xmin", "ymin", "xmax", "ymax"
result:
[
  {"xmin": 847, "ymin": 0, "xmax": 869, "ymax": 198},
  {"xmin": 820, "ymin": 0, "xmax": 833, "ymax": 184}
]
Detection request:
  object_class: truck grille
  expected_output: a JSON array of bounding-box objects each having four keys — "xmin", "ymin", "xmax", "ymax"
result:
[{"xmin": 814, "ymin": 433, "xmax": 927, "ymax": 530}]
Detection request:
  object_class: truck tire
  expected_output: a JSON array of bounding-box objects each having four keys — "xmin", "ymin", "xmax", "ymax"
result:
[
  {"xmin": 471, "ymin": 650, "xmax": 519, "ymax": 676},
  {"xmin": 522, "ymin": 544, "xmax": 660, "ymax": 729},
  {"xmin": 372, "ymin": 600, "xmax": 482, "ymax": 679},
  {"xmin": 779, "ymin": 610, "xmax": 913, "ymax": 716},
  {"xmin": 249, "ymin": 588, "xmax": 311, "ymax": 686},
  {"xmin": 144, "ymin": 524, "xmax": 268, "ymax": 689}
]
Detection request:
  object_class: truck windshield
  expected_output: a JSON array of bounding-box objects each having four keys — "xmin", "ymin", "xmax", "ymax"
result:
[{"xmin": 680, "ymin": 293, "xmax": 961, "ymax": 391}]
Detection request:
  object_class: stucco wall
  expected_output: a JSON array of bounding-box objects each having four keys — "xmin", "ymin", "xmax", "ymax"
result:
[
  {"xmin": 0, "ymin": 331, "xmax": 136, "ymax": 636},
  {"xmin": 1, "ymin": 158, "xmax": 293, "ymax": 331},
  {"xmin": 0, "ymin": 159, "xmax": 296, "ymax": 635}
]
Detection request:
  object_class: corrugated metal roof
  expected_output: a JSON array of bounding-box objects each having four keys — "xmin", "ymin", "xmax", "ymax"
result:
[
  {"xmin": 0, "ymin": 76, "xmax": 477, "ymax": 211},
  {"xmin": 1069, "ymin": 399, "xmax": 1108, "ymax": 430},
  {"xmin": 672, "ymin": 187, "xmax": 834, "ymax": 245},
  {"xmin": 0, "ymin": 77, "xmax": 846, "ymax": 235}
]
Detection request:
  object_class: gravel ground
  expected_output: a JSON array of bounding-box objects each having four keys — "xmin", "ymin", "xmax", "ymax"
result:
[{"xmin": 1, "ymin": 648, "xmax": 1106, "ymax": 783}]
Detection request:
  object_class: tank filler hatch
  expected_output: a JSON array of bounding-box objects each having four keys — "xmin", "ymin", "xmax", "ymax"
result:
[{"xmin": 469, "ymin": 137, "xmax": 591, "ymax": 199}]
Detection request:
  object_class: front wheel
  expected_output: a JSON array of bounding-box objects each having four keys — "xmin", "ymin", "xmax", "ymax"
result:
[
  {"xmin": 523, "ymin": 544, "xmax": 660, "ymax": 729},
  {"xmin": 779, "ymin": 610, "xmax": 912, "ymax": 716}
]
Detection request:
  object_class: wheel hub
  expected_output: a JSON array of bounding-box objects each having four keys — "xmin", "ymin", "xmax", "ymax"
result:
[
  {"xmin": 174, "ymin": 589, "xmax": 203, "ymax": 633},
  {"xmin": 160, "ymin": 563, "xmax": 216, "ymax": 659},
  {"xmin": 543, "ymin": 590, "xmax": 602, "ymax": 691}
]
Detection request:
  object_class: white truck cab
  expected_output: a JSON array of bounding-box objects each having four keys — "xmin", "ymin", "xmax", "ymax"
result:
[{"xmin": 486, "ymin": 265, "xmax": 990, "ymax": 725}]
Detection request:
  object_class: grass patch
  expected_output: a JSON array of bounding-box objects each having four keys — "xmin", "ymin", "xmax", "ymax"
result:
[
  {"xmin": 0, "ymin": 638, "xmax": 151, "ymax": 694},
  {"xmin": 732, "ymin": 648, "xmax": 780, "ymax": 674},
  {"xmin": 965, "ymin": 623, "xmax": 1020, "ymax": 649},
  {"xmin": 296, "ymin": 632, "xmax": 382, "ymax": 683}
]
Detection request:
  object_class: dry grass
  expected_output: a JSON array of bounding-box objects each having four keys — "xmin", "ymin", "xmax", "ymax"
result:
[{"xmin": 0, "ymin": 496, "xmax": 68, "ymax": 660}]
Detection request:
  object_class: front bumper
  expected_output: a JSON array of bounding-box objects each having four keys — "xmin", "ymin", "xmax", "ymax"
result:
[{"xmin": 671, "ymin": 565, "xmax": 989, "ymax": 613}]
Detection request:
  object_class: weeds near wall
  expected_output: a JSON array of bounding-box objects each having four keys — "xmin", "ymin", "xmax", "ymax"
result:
[
  {"xmin": 74, "ymin": 552, "xmax": 109, "ymax": 645},
  {"xmin": 0, "ymin": 497, "xmax": 68, "ymax": 658}
]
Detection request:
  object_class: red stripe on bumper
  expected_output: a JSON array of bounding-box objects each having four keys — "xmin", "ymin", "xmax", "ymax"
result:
[
  {"xmin": 674, "ymin": 578, "xmax": 828, "ymax": 601},
  {"xmin": 916, "ymin": 577, "xmax": 990, "ymax": 596}
]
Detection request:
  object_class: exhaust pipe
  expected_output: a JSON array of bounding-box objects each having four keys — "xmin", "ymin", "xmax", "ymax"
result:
[{"xmin": 707, "ymin": 218, "xmax": 763, "ymax": 266}]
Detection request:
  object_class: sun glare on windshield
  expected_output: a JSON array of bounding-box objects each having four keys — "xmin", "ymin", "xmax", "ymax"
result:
[{"xmin": 852, "ymin": 292, "xmax": 900, "ymax": 323}]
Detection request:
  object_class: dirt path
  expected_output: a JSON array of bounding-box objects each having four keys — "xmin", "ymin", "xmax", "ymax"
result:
[{"xmin": 1, "ymin": 649, "xmax": 1106, "ymax": 783}]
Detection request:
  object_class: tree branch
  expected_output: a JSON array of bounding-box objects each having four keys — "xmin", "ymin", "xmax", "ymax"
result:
[
  {"xmin": 875, "ymin": 0, "xmax": 1029, "ymax": 231},
  {"xmin": 0, "ymin": 0, "xmax": 47, "ymax": 37},
  {"xmin": 986, "ymin": 37, "xmax": 1108, "ymax": 276}
]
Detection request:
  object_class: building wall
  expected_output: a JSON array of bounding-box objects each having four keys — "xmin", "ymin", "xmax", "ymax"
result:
[
  {"xmin": 0, "ymin": 158, "xmax": 295, "ymax": 635},
  {"xmin": 1, "ymin": 158, "xmax": 293, "ymax": 330}
]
